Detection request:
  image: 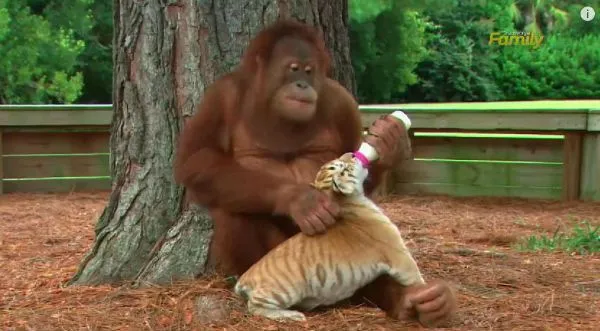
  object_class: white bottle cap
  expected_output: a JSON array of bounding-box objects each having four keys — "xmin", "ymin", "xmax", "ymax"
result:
[{"xmin": 391, "ymin": 110, "xmax": 412, "ymax": 130}]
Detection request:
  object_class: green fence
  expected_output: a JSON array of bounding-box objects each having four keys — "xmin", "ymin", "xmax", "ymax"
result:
[{"xmin": 1, "ymin": 100, "xmax": 599, "ymax": 201}]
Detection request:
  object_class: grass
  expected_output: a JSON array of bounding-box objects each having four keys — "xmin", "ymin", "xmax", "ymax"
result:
[{"xmin": 516, "ymin": 221, "xmax": 600, "ymax": 255}]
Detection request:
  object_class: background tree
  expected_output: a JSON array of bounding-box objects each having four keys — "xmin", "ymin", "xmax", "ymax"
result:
[
  {"xmin": 349, "ymin": 1, "xmax": 429, "ymax": 103},
  {"xmin": 42, "ymin": 0, "xmax": 114, "ymax": 103},
  {"xmin": 69, "ymin": 0, "xmax": 355, "ymax": 286},
  {"xmin": 400, "ymin": 0, "xmax": 515, "ymax": 102},
  {"xmin": 347, "ymin": 0, "xmax": 456, "ymax": 104},
  {"xmin": 26, "ymin": 0, "xmax": 113, "ymax": 103},
  {"xmin": 4, "ymin": 0, "xmax": 598, "ymax": 105},
  {"xmin": 511, "ymin": 0, "xmax": 568, "ymax": 34},
  {"xmin": 0, "ymin": 0, "xmax": 86, "ymax": 104},
  {"xmin": 397, "ymin": 0, "xmax": 600, "ymax": 102}
]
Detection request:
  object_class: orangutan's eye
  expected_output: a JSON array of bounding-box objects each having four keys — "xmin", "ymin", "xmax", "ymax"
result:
[
  {"xmin": 290, "ymin": 63, "xmax": 299, "ymax": 71},
  {"xmin": 305, "ymin": 65, "xmax": 312, "ymax": 74}
]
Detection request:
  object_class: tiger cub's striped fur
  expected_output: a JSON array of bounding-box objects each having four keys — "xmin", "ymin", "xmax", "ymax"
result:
[{"xmin": 234, "ymin": 152, "xmax": 425, "ymax": 322}]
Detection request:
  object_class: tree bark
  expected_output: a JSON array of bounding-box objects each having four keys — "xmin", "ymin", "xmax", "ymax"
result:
[{"xmin": 70, "ymin": 0, "xmax": 354, "ymax": 286}]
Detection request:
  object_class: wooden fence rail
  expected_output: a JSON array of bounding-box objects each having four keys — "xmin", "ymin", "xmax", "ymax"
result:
[{"xmin": 0, "ymin": 101, "xmax": 599, "ymax": 201}]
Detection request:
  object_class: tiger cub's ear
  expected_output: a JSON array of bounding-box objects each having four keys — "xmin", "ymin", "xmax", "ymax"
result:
[{"xmin": 339, "ymin": 152, "xmax": 355, "ymax": 162}]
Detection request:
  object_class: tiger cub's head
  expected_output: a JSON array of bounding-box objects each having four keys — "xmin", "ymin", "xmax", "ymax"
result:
[{"xmin": 312, "ymin": 153, "xmax": 369, "ymax": 196}]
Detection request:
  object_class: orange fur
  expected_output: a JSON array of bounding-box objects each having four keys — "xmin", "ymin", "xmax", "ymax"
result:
[{"xmin": 234, "ymin": 153, "xmax": 425, "ymax": 322}]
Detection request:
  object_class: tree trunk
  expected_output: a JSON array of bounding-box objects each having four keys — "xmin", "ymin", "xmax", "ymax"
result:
[{"xmin": 70, "ymin": 0, "xmax": 355, "ymax": 286}]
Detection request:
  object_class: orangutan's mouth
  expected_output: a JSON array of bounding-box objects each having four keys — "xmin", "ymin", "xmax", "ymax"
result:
[{"xmin": 287, "ymin": 96, "xmax": 314, "ymax": 105}]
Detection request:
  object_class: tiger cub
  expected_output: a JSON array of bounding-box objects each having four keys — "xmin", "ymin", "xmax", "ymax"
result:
[{"xmin": 234, "ymin": 152, "xmax": 425, "ymax": 322}]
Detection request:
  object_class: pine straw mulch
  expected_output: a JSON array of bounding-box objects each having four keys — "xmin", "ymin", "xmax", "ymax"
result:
[{"xmin": 1, "ymin": 191, "xmax": 599, "ymax": 331}]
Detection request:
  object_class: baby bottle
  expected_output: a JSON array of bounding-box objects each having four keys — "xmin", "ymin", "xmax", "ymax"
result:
[{"xmin": 353, "ymin": 110, "xmax": 412, "ymax": 167}]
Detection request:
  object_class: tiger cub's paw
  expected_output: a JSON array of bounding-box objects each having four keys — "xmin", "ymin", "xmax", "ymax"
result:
[
  {"xmin": 273, "ymin": 310, "xmax": 307, "ymax": 322},
  {"xmin": 254, "ymin": 308, "xmax": 307, "ymax": 322}
]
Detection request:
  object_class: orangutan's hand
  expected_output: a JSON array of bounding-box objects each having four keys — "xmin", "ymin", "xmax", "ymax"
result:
[
  {"xmin": 275, "ymin": 185, "xmax": 339, "ymax": 236},
  {"xmin": 364, "ymin": 115, "xmax": 412, "ymax": 168}
]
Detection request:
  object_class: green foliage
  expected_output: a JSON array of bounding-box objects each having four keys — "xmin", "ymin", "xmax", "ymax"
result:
[
  {"xmin": 401, "ymin": 20, "xmax": 503, "ymax": 102},
  {"xmin": 516, "ymin": 222, "xmax": 600, "ymax": 255},
  {"xmin": 0, "ymin": 0, "xmax": 85, "ymax": 103},
  {"xmin": 399, "ymin": 0, "xmax": 517, "ymax": 102},
  {"xmin": 78, "ymin": 0, "xmax": 113, "ymax": 103},
  {"xmin": 356, "ymin": 0, "xmax": 599, "ymax": 103},
  {"xmin": 512, "ymin": 0, "xmax": 570, "ymax": 34},
  {"xmin": 28, "ymin": 0, "xmax": 113, "ymax": 103},
  {"xmin": 349, "ymin": 2, "xmax": 430, "ymax": 103},
  {"xmin": 3, "ymin": 0, "xmax": 598, "ymax": 104},
  {"xmin": 493, "ymin": 34, "xmax": 600, "ymax": 100},
  {"xmin": 348, "ymin": 0, "xmax": 452, "ymax": 23},
  {"xmin": 558, "ymin": 0, "xmax": 600, "ymax": 36},
  {"xmin": 349, "ymin": 0, "xmax": 394, "ymax": 23}
]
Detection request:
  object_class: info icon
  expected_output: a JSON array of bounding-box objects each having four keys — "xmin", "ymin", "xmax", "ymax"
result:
[{"xmin": 580, "ymin": 6, "xmax": 595, "ymax": 21}]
